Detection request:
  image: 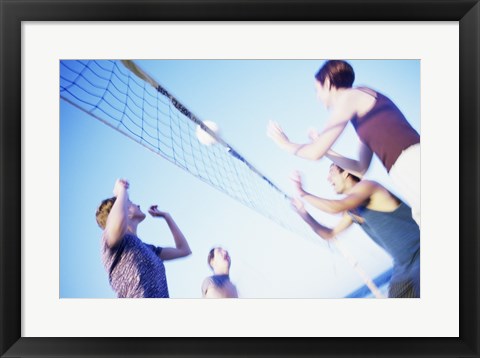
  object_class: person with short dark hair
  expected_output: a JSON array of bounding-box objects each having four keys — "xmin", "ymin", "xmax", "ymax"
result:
[
  {"xmin": 291, "ymin": 164, "xmax": 420, "ymax": 298},
  {"xmin": 268, "ymin": 60, "xmax": 420, "ymax": 227},
  {"xmin": 96, "ymin": 178, "xmax": 192, "ymax": 298},
  {"xmin": 201, "ymin": 247, "xmax": 238, "ymax": 298}
]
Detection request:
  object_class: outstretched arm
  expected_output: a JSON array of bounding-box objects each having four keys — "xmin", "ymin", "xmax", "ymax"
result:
[
  {"xmin": 291, "ymin": 198, "xmax": 353, "ymax": 240},
  {"xmin": 267, "ymin": 94, "xmax": 356, "ymax": 160},
  {"xmin": 148, "ymin": 206, "xmax": 192, "ymax": 260},
  {"xmin": 326, "ymin": 142, "xmax": 373, "ymax": 178},
  {"xmin": 303, "ymin": 183, "xmax": 375, "ymax": 214},
  {"xmin": 291, "ymin": 172, "xmax": 375, "ymax": 214},
  {"xmin": 103, "ymin": 179, "xmax": 130, "ymax": 248}
]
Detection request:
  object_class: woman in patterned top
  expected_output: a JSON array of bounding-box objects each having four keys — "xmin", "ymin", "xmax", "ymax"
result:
[{"xmin": 95, "ymin": 178, "xmax": 192, "ymax": 298}]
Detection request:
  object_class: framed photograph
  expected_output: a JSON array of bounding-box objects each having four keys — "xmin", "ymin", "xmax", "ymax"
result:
[{"xmin": 1, "ymin": 0, "xmax": 479, "ymax": 357}]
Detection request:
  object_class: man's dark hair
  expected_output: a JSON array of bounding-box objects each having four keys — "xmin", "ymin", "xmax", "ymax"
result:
[
  {"xmin": 95, "ymin": 197, "xmax": 116, "ymax": 229},
  {"xmin": 315, "ymin": 60, "xmax": 355, "ymax": 89},
  {"xmin": 331, "ymin": 163, "xmax": 361, "ymax": 183},
  {"xmin": 207, "ymin": 248, "xmax": 216, "ymax": 270}
]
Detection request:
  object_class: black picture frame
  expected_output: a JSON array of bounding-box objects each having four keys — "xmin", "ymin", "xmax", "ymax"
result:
[{"xmin": 1, "ymin": 0, "xmax": 478, "ymax": 357}]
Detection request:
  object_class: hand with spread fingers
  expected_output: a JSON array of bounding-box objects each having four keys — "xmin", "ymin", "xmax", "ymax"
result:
[{"xmin": 290, "ymin": 171, "xmax": 307, "ymax": 197}]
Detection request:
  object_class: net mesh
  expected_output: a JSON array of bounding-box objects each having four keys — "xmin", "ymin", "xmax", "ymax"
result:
[{"xmin": 60, "ymin": 60, "xmax": 320, "ymax": 243}]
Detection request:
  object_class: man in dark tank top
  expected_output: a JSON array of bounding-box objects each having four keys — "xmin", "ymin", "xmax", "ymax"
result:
[{"xmin": 290, "ymin": 164, "xmax": 419, "ymax": 298}]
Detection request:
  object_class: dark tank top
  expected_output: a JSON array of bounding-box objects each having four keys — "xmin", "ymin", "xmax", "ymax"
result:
[
  {"xmin": 350, "ymin": 87, "xmax": 420, "ymax": 172},
  {"xmin": 348, "ymin": 202, "xmax": 420, "ymax": 282}
]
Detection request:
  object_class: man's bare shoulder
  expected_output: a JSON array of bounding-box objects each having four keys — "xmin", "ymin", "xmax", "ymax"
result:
[
  {"xmin": 201, "ymin": 276, "xmax": 214, "ymax": 295},
  {"xmin": 352, "ymin": 179, "xmax": 379, "ymax": 192}
]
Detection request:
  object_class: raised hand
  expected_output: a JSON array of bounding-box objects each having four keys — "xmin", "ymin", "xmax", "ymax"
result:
[
  {"xmin": 290, "ymin": 197, "xmax": 307, "ymax": 215},
  {"xmin": 290, "ymin": 171, "xmax": 306, "ymax": 197},
  {"xmin": 267, "ymin": 120, "xmax": 291, "ymax": 149},
  {"xmin": 148, "ymin": 205, "xmax": 169, "ymax": 218},
  {"xmin": 113, "ymin": 178, "xmax": 129, "ymax": 197},
  {"xmin": 307, "ymin": 127, "xmax": 320, "ymax": 142}
]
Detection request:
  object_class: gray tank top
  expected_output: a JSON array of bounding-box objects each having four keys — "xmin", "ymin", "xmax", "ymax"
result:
[{"xmin": 348, "ymin": 202, "xmax": 420, "ymax": 281}]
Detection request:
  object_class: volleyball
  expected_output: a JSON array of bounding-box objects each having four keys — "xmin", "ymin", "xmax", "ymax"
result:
[{"xmin": 196, "ymin": 120, "xmax": 219, "ymax": 146}]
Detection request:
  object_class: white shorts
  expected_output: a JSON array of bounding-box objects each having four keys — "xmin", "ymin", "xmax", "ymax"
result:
[{"xmin": 389, "ymin": 143, "xmax": 421, "ymax": 227}]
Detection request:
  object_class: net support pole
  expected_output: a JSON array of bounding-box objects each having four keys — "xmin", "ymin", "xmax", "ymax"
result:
[{"xmin": 332, "ymin": 237, "xmax": 385, "ymax": 299}]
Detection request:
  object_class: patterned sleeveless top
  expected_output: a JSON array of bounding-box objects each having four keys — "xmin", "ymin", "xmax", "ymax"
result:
[
  {"xmin": 101, "ymin": 233, "xmax": 169, "ymax": 298},
  {"xmin": 350, "ymin": 87, "xmax": 420, "ymax": 172}
]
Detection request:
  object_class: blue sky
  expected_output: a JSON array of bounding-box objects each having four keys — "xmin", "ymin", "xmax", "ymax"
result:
[{"xmin": 60, "ymin": 59, "xmax": 420, "ymax": 298}]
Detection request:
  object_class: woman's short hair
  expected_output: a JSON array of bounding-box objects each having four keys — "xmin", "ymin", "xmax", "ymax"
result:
[
  {"xmin": 331, "ymin": 163, "xmax": 361, "ymax": 183},
  {"xmin": 315, "ymin": 60, "xmax": 355, "ymax": 89}
]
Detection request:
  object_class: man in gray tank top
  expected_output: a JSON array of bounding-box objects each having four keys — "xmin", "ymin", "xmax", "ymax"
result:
[{"xmin": 290, "ymin": 164, "xmax": 419, "ymax": 298}]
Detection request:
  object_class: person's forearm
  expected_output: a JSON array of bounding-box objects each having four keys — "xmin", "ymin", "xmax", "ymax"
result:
[
  {"xmin": 105, "ymin": 190, "xmax": 129, "ymax": 244},
  {"xmin": 294, "ymin": 120, "xmax": 348, "ymax": 160},
  {"xmin": 278, "ymin": 140, "xmax": 302, "ymax": 155},
  {"xmin": 302, "ymin": 192, "xmax": 344, "ymax": 214},
  {"xmin": 292, "ymin": 141, "xmax": 329, "ymax": 160},
  {"xmin": 164, "ymin": 214, "xmax": 191, "ymax": 255},
  {"xmin": 299, "ymin": 211, "xmax": 334, "ymax": 240}
]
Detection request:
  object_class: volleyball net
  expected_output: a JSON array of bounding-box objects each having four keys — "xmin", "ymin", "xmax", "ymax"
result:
[{"xmin": 60, "ymin": 60, "xmax": 319, "ymax": 243}]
